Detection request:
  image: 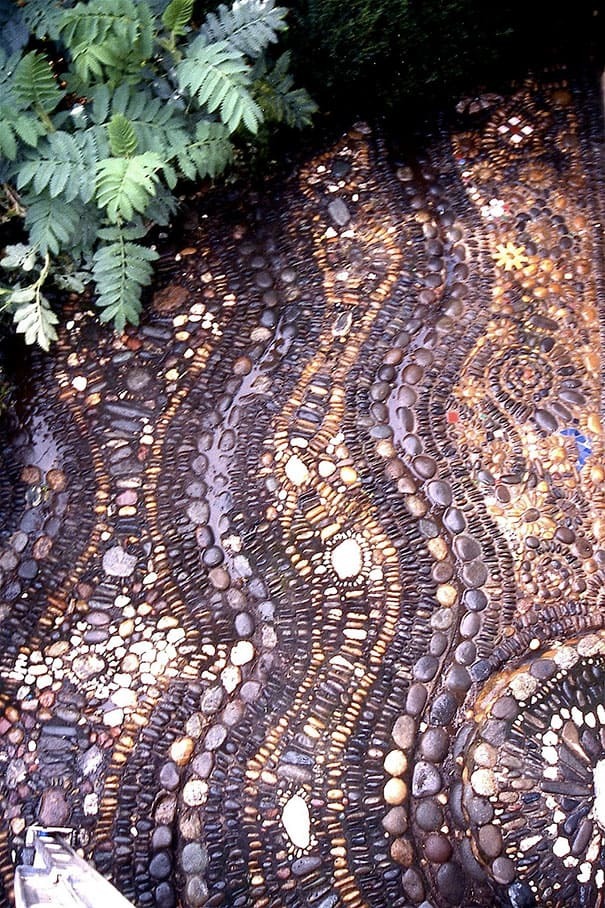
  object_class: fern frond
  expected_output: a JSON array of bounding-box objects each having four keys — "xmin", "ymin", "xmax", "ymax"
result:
[
  {"xmin": 96, "ymin": 152, "xmax": 162, "ymax": 222},
  {"xmin": 0, "ymin": 108, "xmax": 46, "ymax": 159},
  {"xmin": 143, "ymin": 185, "xmax": 178, "ymax": 225},
  {"xmin": 0, "ymin": 244, "xmax": 39, "ymax": 272},
  {"xmin": 23, "ymin": 191, "xmax": 82, "ymax": 255},
  {"xmin": 71, "ymin": 33, "xmax": 152, "ymax": 85},
  {"xmin": 60, "ymin": 0, "xmax": 153, "ymax": 85},
  {"xmin": 13, "ymin": 292, "xmax": 58, "ymax": 350},
  {"xmin": 108, "ymin": 114, "xmax": 138, "ymax": 157},
  {"xmin": 90, "ymin": 83, "xmax": 111, "ymax": 124},
  {"xmin": 92, "ymin": 233, "xmax": 158, "ymax": 332},
  {"xmin": 162, "ymin": 0, "xmax": 194, "ymax": 36},
  {"xmin": 253, "ymin": 54, "xmax": 317, "ymax": 128},
  {"xmin": 13, "ymin": 51, "xmax": 63, "ymax": 114},
  {"xmin": 20, "ymin": 0, "xmax": 65, "ymax": 41},
  {"xmin": 172, "ymin": 120, "xmax": 233, "ymax": 180},
  {"xmin": 90, "ymin": 84, "xmax": 189, "ymax": 158},
  {"xmin": 59, "ymin": 0, "xmax": 141, "ymax": 49},
  {"xmin": 177, "ymin": 37, "xmax": 262, "ymax": 133},
  {"xmin": 17, "ymin": 130, "xmax": 100, "ymax": 202},
  {"xmin": 201, "ymin": 0, "xmax": 288, "ymax": 58}
]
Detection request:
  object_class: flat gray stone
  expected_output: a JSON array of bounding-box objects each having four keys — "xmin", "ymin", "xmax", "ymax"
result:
[
  {"xmin": 102, "ymin": 545, "xmax": 137, "ymax": 577},
  {"xmin": 328, "ymin": 198, "xmax": 351, "ymax": 227}
]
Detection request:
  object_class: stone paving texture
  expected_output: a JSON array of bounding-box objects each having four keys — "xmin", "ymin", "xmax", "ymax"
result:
[{"xmin": 0, "ymin": 72, "xmax": 604, "ymax": 908}]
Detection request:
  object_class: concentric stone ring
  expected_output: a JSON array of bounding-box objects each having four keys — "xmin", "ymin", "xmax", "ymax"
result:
[{"xmin": 463, "ymin": 633, "xmax": 605, "ymax": 907}]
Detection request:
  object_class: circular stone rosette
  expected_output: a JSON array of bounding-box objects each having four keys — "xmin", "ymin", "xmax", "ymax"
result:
[{"xmin": 462, "ymin": 632, "xmax": 605, "ymax": 907}]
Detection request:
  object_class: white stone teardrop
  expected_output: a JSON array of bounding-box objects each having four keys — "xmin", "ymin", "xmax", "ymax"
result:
[
  {"xmin": 331, "ymin": 537, "xmax": 363, "ymax": 580},
  {"xmin": 285, "ymin": 455, "xmax": 309, "ymax": 486},
  {"xmin": 282, "ymin": 794, "xmax": 311, "ymax": 849}
]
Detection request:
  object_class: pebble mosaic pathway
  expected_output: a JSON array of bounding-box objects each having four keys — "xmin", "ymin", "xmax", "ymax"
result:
[{"xmin": 0, "ymin": 72, "xmax": 604, "ymax": 908}]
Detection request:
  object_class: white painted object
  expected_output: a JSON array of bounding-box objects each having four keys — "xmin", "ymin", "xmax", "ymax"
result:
[
  {"xmin": 285, "ymin": 455, "xmax": 309, "ymax": 486},
  {"xmin": 282, "ymin": 794, "xmax": 311, "ymax": 849},
  {"xmin": 331, "ymin": 537, "xmax": 363, "ymax": 580}
]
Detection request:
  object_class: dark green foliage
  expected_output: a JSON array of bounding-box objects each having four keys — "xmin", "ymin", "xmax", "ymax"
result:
[
  {"xmin": 16, "ymin": 131, "xmax": 100, "ymax": 201},
  {"xmin": 107, "ymin": 113, "xmax": 139, "ymax": 157},
  {"xmin": 24, "ymin": 193, "xmax": 83, "ymax": 256},
  {"xmin": 252, "ymin": 51, "xmax": 316, "ymax": 129},
  {"xmin": 96, "ymin": 152, "xmax": 162, "ymax": 221},
  {"xmin": 174, "ymin": 121, "xmax": 234, "ymax": 179},
  {"xmin": 287, "ymin": 0, "xmax": 602, "ymax": 122},
  {"xmin": 162, "ymin": 0, "xmax": 195, "ymax": 36},
  {"xmin": 0, "ymin": 0, "xmax": 314, "ymax": 348}
]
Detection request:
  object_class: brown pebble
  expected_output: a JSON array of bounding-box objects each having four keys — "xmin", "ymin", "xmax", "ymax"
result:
[
  {"xmin": 153, "ymin": 284, "xmax": 189, "ymax": 312},
  {"xmin": 32, "ymin": 536, "xmax": 53, "ymax": 560},
  {"xmin": 46, "ymin": 469, "xmax": 66, "ymax": 491},
  {"xmin": 424, "ymin": 832, "xmax": 453, "ymax": 863},
  {"xmin": 209, "ymin": 567, "xmax": 230, "ymax": 590},
  {"xmin": 390, "ymin": 837, "xmax": 414, "ymax": 866},
  {"xmin": 21, "ymin": 465, "xmax": 41, "ymax": 485}
]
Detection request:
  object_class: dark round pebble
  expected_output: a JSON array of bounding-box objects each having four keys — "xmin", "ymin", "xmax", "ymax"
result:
[
  {"xmin": 414, "ymin": 655, "xmax": 440, "ymax": 682},
  {"xmin": 424, "ymin": 833, "xmax": 453, "ymax": 864},
  {"xmin": 419, "ymin": 727, "xmax": 449, "ymax": 762},
  {"xmin": 415, "ymin": 799, "xmax": 443, "ymax": 831},
  {"xmin": 149, "ymin": 851, "xmax": 172, "ymax": 880},
  {"xmin": 430, "ymin": 691, "xmax": 458, "ymax": 726},
  {"xmin": 436, "ymin": 862, "xmax": 465, "ymax": 904},
  {"xmin": 412, "ymin": 761, "xmax": 442, "ymax": 798}
]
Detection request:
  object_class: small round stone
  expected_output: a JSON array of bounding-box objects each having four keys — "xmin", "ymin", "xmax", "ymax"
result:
[
  {"xmin": 424, "ymin": 832, "xmax": 453, "ymax": 864},
  {"xmin": 149, "ymin": 851, "xmax": 172, "ymax": 880},
  {"xmin": 492, "ymin": 856, "xmax": 516, "ymax": 885},
  {"xmin": 384, "ymin": 777, "xmax": 408, "ymax": 805},
  {"xmin": 412, "ymin": 762, "xmax": 442, "ymax": 798},
  {"xmin": 181, "ymin": 843, "xmax": 208, "ymax": 874}
]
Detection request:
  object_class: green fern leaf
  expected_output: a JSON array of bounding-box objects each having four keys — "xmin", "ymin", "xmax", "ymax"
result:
[
  {"xmin": 144, "ymin": 186, "xmax": 178, "ymax": 225},
  {"xmin": 0, "ymin": 244, "xmax": 39, "ymax": 272},
  {"xmin": 201, "ymin": 0, "xmax": 288, "ymax": 58},
  {"xmin": 13, "ymin": 51, "xmax": 63, "ymax": 114},
  {"xmin": 177, "ymin": 37, "xmax": 262, "ymax": 133},
  {"xmin": 108, "ymin": 114, "xmax": 138, "ymax": 157},
  {"xmin": 173, "ymin": 120, "xmax": 233, "ymax": 180},
  {"xmin": 24, "ymin": 192, "xmax": 82, "ymax": 256},
  {"xmin": 60, "ymin": 0, "xmax": 152, "ymax": 85},
  {"xmin": 91, "ymin": 84, "xmax": 189, "ymax": 158},
  {"xmin": 92, "ymin": 234, "xmax": 158, "ymax": 332},
  {"xmin": 17, "ymin": 130, "xmax": 100, "ymax": 202},
  {"xmin": 0, "ymin": 125, "xmax": 17, "ymax": 160},
  {"xmin": 162, "ymin": 0, "xmax": 194, "ymax": 36},
  {"xmin": 12, "ymin": 293, "xmax": 59, "ymax": 351},
  {"xmin": 59, "ymin": 0, "xmax": 141, "ymax": 49},
  {"xmin": 253, "ymin": 53, "xmax": 317, "ymax": 128},
  {"xmin": 12, "ymin": 112, "xmax": 47, "ymax": 148},
  {"xmin": 96, "ymin": 152, "xmax": 162, "ymax": 222},
  {"xmin": 91, "ymin": 84, "xmax": 111, "ymax": 124},
  {"xmin": 21, "ymin": 0, "xmax": 65, "ymax": 41}
]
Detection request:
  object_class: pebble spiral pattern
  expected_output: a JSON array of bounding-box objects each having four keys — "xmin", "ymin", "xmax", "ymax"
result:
[{"xmin": 0, "ymin": 73, "xmax": 604, "ymax": 908}]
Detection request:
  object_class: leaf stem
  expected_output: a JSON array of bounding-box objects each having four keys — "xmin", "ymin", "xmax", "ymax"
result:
[{"xmin": 35, "ymin": 106, "xmax": 56, "ymax": 133}]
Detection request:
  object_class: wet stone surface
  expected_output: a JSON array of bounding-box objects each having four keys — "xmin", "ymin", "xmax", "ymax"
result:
[{"xmin": 0, "ymin": 74, "xmax": 605, "ymax": 908}]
